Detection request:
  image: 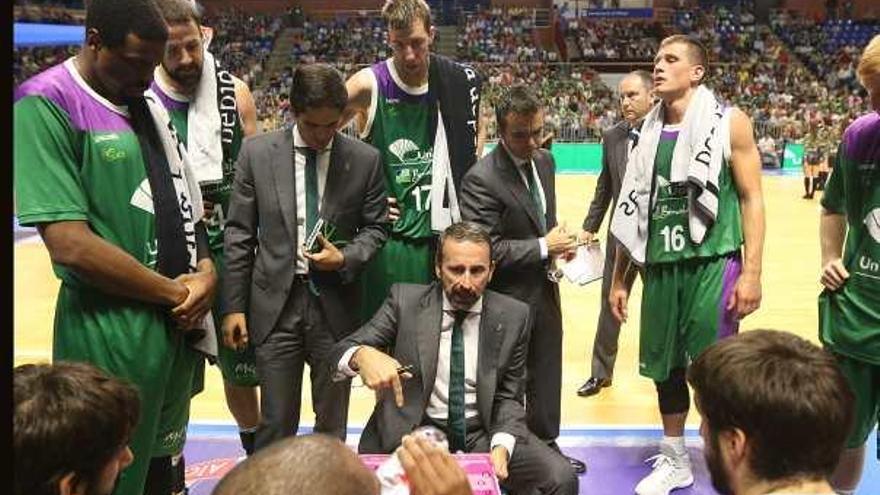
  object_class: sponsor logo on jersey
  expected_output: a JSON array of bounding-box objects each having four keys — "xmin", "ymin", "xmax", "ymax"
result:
[{"xmin": 388, "ymin": 138, "xmax": 432, "ymax": 165}]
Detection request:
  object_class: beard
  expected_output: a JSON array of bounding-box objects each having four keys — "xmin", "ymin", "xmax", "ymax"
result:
[
  {"xmin": 446, "ymin": 285, "xmax": 479, "ymax": 309},
  {"xmin": 704, "ymin": 431, "xmax": 733, "ymax": 495},
  {"xmin": 167, "ymin": 64, "xmax": 202, "ymax": 89}
]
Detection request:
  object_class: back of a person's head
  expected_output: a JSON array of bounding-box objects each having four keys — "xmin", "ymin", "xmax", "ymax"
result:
[
  {"xmin": 688, "ymin": 330, "xmax": 854, "ymax": 482},
  {"xmin": 213, "ymin": 434, "xmax": 378, "ymax": 495},
  {"xmin": 14, "ymin": 361, "xmax": 140, "ymax": 495}
]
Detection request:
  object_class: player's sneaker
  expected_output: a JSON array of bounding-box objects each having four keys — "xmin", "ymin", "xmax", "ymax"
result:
[{"xmin": 634, "ymin": 443, "xmax": 694, "ymax": 495}]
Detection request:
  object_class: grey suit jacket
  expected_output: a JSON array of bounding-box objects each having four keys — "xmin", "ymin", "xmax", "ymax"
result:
[
  {"xmin": 329, "ymin": 283, "xmax": 532, "ymax": 454},
  {"xmin": 459, "ymin": 145, "xmax": 558, "ymax": 306},
  {"xmin": 582, "ymin": 120, "xmax": 632, "ymax": 233},
  {"xmin": 223, "ymin": 128, "xmax": 389, "ymax": 345}
]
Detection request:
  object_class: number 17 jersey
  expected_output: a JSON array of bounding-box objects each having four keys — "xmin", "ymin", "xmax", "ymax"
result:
[{"xmin": 363, "ymin": 59, "xmax": 437, "ymax": 239}]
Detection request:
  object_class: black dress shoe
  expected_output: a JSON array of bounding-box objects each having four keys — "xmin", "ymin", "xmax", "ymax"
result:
[
  {"xmin": 577, "ymin": 377, "xmax": 612, "ymax": 397},
  {"xmin": 547, "ymin": 441, "xmax": 587, "ymax": 475},
  {"xmin": 566, "ymin": 455, "xmax": 587, "ymax": 474}
]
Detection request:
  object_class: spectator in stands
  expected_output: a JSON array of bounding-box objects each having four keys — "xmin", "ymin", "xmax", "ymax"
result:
[
  {"xmin": 14, "ymin": 361, "xmax": 140, "ymax": 495},
  {"xmin": 688, "ymin": 330, "xmax": 854, "ymax": 495}
]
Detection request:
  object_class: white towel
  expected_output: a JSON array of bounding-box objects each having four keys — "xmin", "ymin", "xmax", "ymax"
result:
[
  {"xmin": 186, "ymin": 49, "xmax": 225, "ymax": 184},
  {"xmin": 144, "ymin": 89, "xmax": 218, "ymax": 360},
  {"xmin": 611, "ymin": 85, "xmax": 729, "ymax": 266},
  {"xmin": 430, "ymin": 109, "xmax": 461, "ymax": 233}
]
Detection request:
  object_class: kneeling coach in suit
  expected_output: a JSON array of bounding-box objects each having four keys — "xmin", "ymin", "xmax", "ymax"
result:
[
  {"xmin": 223, "ymin": 63, "xmax": 389, "ymax": 452},
  {"xmin": 329, "ymin": 222, "xmax": 577, "ymax": 495}
]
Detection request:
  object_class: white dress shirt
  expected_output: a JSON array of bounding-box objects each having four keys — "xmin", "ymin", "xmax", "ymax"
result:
[
  {"xmin": 293, "ymin": 125, "xmax": 333, "ymax": 274},
  {"xmin": 337, "ymin": 293, "xmax": 517, "ymax": 455},
  {"xmin": 501, "ymin": 142, "xmax": 548, "ymax": 259}
]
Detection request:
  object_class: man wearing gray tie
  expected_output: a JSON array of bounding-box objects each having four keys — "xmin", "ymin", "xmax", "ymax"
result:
[{"xmin": 577, "ymin": 71, "xmax": 654, "ymax": 397}]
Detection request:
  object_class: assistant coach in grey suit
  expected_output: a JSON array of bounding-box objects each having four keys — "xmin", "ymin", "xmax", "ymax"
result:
[
  {"xmin": 329, "ymin": 222, "xmax": 577, "ymax": 495},
  {"xmin": 222, "ymin": 63, "xmax": 389, "ymax": 452},
  {"xmin": 459, "ymin": 85, "xmax": 585, "ymax": 474},
  {"xmin": 577, "ymin": 70, "xmax": 654, "ymax": 398}
]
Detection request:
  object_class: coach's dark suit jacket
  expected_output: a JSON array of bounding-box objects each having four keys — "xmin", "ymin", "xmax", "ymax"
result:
[
  {"xmin": 459, "ymin": 144, "xmax": 564, "ymax": 441},
  {"xmin": 582, "ymin": 121, "xmax": 631, "ymax": 233},
  {"xmin": 329, "ymin": 283, "xmax": 532, "ymax": 454},
  {"xmin": 223, "ymin": 128, "xmax": 389, "ymax": 344},
  {"xmin": 580, "ymin": 120, "xmax": 640, "ymax": 380}
]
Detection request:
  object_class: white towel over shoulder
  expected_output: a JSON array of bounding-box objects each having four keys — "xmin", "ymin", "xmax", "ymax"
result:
[{"xmin": 610, "ymin": 85, "xmax": 731, "ymax": 266}]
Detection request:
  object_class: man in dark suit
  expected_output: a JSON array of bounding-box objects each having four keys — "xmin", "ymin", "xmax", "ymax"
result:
[
  {"xmin": 329, "ymin": 222, "xmax": 577, "ymax": 495},
  {"xmin": 577, "ymin": 70, "xmax": 654, "ymax": 398},
  {"xmin": 223, "ymin": 63, "xmax": 389, "ymax": 452},
  {"xmin": 458, "ymin": 85, "xmax": 584, "ymax": 474}
]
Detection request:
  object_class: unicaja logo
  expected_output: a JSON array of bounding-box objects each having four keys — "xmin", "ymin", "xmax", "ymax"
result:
[{"xmin": 389, "ymin": 138, "xmax": 420, "ymax": 163}]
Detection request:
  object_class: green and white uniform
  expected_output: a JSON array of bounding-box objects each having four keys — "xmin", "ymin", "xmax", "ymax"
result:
[
  {"xmin": 359, "ymin": 59, "xmax": 438, "ymax": 319},
  {"xmin": 151, "ymin": 76, "xmax": 258, "ymax": 387},
  {"xmin": 640, "ymin": 116, "xmax": 745, "ymax": 382},
  {"xmin": 819, "ymin": 112, "xmax": 880, "ymax": 448},
  {"xmin": 14, "ymin": 59, "xmax": 200, "ymax": 495}
]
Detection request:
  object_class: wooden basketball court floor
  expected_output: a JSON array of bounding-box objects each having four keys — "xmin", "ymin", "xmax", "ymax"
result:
[{"xmin": 13, "ymin": 173, "xmax": 836, "ymax": 428}]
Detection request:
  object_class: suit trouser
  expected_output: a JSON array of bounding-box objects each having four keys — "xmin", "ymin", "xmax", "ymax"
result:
[
  {"xmin": 589, "ymin": 237, "xmax": 637, "ymax": 379},
  {"xmin": 526, "ymin": 282, "xmax": 563, "ymax": 441},
  {"xmin": 254, "ymin": 278, "xmax": 351, "ymax": 451},
  {"xmin": 468, "ymin": 425, "xmax": 578, "ymax": 495}
]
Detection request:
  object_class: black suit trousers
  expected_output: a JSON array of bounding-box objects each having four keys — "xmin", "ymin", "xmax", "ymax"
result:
[{"xmin": 525, "ymin": 280, "xmax": 564, "ymax": 441}]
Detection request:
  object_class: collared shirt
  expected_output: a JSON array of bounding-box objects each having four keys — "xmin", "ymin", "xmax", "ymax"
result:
[
  {"xmin": 293, "ymin": 124, "xmax": 333, "ymax": 274},
  {"xmin": 336, "ymin": 293, "xmax": 517, "ymax": 456},
  {"xmin": 501, "ymin": 141, "xmax": 548, "ymax": 259}
]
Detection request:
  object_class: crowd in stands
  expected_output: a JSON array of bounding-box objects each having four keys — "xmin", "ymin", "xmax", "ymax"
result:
[
  {"xmin": 458, "ymin": 7, "xmax": 557, "ymax": 63},
  {"xmin": 14, "ymin": 2, "xmax": 82, "ymax": 24},
  {"xmin": 203, "ymin": 8, "xmax": 284, "ymax": 91},
  {"xmin": 563, "ymin": 18, "xmax": 664, "ymax": 61},
  {"xmin": 675, "ymin": 3, "xmax": 873, "ymax": 162},
  {"xmin": 13, "ymin": 3, "xmax": 878, "ymax": 150}
]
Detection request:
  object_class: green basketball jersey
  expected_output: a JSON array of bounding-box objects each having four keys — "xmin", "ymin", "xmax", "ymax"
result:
[
  {"xmin": 646, "ymin": 124, "xmax": 744, "ymax": 264},
  {"xmin": 15, "ymin": 59, "xmax": 200, "ymax": 495},
  {"xmin": 151, "ymin": 77, "xmax": 244, "ymax": 256},
  {"xmin": 819, "ymin": 112, "xmax": 880, "ymax": 364},
  {"xmin": 365, "ymin": 59, "xmax": 437, "ymax": 239}
]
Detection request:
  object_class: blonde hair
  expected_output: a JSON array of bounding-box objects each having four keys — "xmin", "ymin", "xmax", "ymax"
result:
[
  {"xmin": 857, "ymin": 35, "xmax": 880, "ymax": 86},
  {"xmin": 382, "ymin": 0, "xmax": 431, "ymax": 32}
]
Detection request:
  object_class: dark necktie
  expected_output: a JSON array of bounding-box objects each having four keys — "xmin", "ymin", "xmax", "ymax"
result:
[
  {"xmin": 525, "ymin": 161, "xmax": 547, "ymax": 233},
  {"xmin": 305, "ymin": 148, "xmax": 319, "ymax": 235},
  {"xmin": 447, "ymin": 309, "xmax": 468, "ymax": 453}
]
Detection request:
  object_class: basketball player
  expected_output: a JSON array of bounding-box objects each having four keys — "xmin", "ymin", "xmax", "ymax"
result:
[
  {"xmin": 152, "ymin": 0, "xmax": 261, "ymax": 456},
  {"xmin": 609, "ymin": 35, "xmax": 765, "ymax": 495},
  {"xmin": 342, "ymin": 0, "xmax": 482, "ymax": 320},
  {"xmin": 821, "ymin": 34, "xmax": 880, "ymax": 495}
]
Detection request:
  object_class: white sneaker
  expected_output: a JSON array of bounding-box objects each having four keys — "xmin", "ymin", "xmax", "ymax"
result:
[{"xmin": 634, "ymin": 444, "xmax": 694, "ymax": 495}]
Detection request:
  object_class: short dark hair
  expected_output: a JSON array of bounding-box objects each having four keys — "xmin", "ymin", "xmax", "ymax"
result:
[
  {"xmin": 659, "ymin": 34, "xmax": 709, "ymax": 74},
  {"xmin": 14, "ymin": 361, "xmax": 141, "ymax": 495},
  {"xmin": 495, "ymin": 84, "xmax": 542, "ymax": 133},
  {"xmin": 435, "ymin": 221, "xmax": 493, "ymax": 266},
  {"xmin": 155, "ymin": 0, "xmax": 203, "ymax": 26},
  {"xmin": 85, "ymin": 0, "xmax": 168, "ymax": 48},
  {"xmin": 213, "ymin": 434, "xmax": 377, "ymax": 495},
  {"xmin": 688, "ymin": 330, "xmax": 854, "ymax": 482},
  {"xmin": 289, "ymin": 63, "xmax": 348, "ymax": 115}
]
